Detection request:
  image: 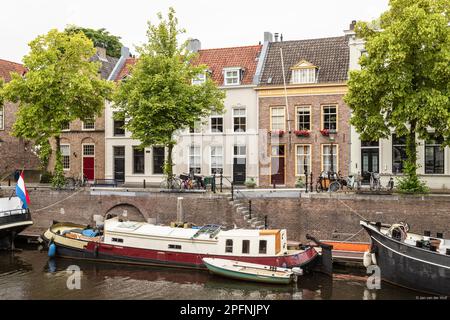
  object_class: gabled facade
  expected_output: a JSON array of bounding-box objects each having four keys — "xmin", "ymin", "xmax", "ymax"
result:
[
  {"xmin": 173, "ymin": 43, "xmax": 263, "ymax": 185},
  {"xmin": 0, "ymin": 59, "xmax": 41, "ymax": 180},
  {"xmin": 47, "ymin": 48, "xmax": 118, "ymax": 182},
  {"xmin": 256, "ymin": 34, "xmax": 350, "ymax": 187}
]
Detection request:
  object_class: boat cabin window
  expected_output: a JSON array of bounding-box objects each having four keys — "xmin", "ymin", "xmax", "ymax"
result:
[
  {"xmin": 168, "ymin": 244, "xmax": 182, "ymax": 250},
  {"xmin": 225, "ymin": 239, "xmax": 233, "ymax": 253},
  {"xmin": 242, "ymin": 240, "xmax": 250, "ymax": 254},
  {"xmin": 112, "ymin": 238, "xmax": 124, "ymax": 243},
  {"xmin": 259, "ymin": 240, "xmax": 267, "ymax": 254}
]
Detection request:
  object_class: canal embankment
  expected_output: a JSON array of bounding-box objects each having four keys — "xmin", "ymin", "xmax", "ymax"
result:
[{"xmin": 1, "ymin": 186, "xmax": 449, "ymax": 243}]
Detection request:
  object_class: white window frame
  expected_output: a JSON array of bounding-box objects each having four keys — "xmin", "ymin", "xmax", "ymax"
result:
[
  {"xmin": 291, "ymin": 68, "xmax": 316, "ymax": 84},
  {"xmin": 224, "ymin": 68, "xmax": 241, "ymax": 86},
  {"xmin": 82, "ymin": 118, "xmax": 95, "ymax": 131},
  {"xmin": 189, "ymin": 145, "xmax": 201, "ymax": 174},
  {"xmin": 321, "ymin": 144, "xmax": 339, "ymax": 173},
  {"xmin": 61, "ymin": 122, "xmax": 70, "ymax": 132},
  {"xmin": 296, "ymin": 106, "xmax": 311, "ymax": 131},
  {"xmin": 270, "ymin": 107, "xmax": 286, "ymax": 131},
  {"xmin": 60, "ymin": 144, "xmax": 70, "ymax": 171},
  {"xmin": 233, "ymin": 108, "xmax": 247, "ymax": 133},
  {"xmin": 210, "ymin": 114, "xmax": 224, "ymax": 133},
  {"xmin": 210, "ymin": 146, "xmax": 223, "ymax": 175}
]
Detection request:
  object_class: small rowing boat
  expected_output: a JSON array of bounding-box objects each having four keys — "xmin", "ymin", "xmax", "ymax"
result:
[{"xmin": 202, "ymin": 257, "xmax": 302, "ymax": 284}]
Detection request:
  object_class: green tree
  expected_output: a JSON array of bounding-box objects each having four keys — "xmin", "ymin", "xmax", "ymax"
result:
[
  {"xmin": 344, "ymin": 0, "xmax": 450, "ymax": 193},
  {"xmin": 113, "ymin": 8, "xmax": 225, "ymax": 178},
  {"xmin": 65, "ymin": 25, "xmax": 124, "ymax": 58},
  {"xmin": 3, "ymin": 29, "xmax": 114, "ymax": 187}
]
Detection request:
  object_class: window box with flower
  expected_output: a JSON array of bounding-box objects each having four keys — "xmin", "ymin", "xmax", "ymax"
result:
[{"xmin": 294, "ymin": 130, "xmax": 310, "ymax": 137}]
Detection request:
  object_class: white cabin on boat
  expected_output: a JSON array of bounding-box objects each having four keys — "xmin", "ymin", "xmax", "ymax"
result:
[{"xmin": 103, "ymin": 217, "xmax": 288, "ymax": 256}]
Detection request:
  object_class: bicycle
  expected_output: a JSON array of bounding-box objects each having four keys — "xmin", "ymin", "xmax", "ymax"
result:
[
  {"xmin": 180, "ymin": 172, "xmax": 205, "ymax": 190},
  {"xmin": 160, "ymin": 174, "xmax": 181, "ymax": 190},
  {"xmin": 368, "ymin": 172, "xmax": 394, "ymax": 191},
  {"xmin": 64, "ymin": 174, "xmax": 89, "ymax": 190},
  {"xmin": 316, "ymin": 171, "xmax": 341, "ymax": 193},
  {"xmin": 341, "ymin": 172, "xmax": 362, "ymax": 191}
]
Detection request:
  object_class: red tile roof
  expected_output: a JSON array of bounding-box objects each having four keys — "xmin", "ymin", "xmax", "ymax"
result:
[
  {"xmin": 0, "ymin": 59, "xmax": 26, "ymax": 83},
  {"xmin": 196, "ymin": 45, "xmax": 262, "ymax": 86},
  {"xmin": 115, "ymin": 58, "xmax": 136, "ymax": 81},
  {"xmin": 115, "ymin": 45, "xmax": 263, "ymax": 86}
]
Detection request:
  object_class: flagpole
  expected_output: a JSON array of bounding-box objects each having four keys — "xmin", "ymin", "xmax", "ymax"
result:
[{"xmin": 280, "ymin": 47, "xmax": 291, "ymax": 154}]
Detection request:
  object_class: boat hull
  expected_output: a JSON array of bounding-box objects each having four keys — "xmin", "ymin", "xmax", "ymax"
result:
[
  {"xmin": 203, "ymin": 260, "xmax": 293, "ymax": 284},
  {"xmin": 0, "ymin": 212, "xmax": 33, "ymax": 249},
  {"xmin": 362, "ymin": 223, "xmax": 450, "ymax": 296},
  {"xmin": 42, "ymin": 233, "xmax": 319, "ymax": 271}
]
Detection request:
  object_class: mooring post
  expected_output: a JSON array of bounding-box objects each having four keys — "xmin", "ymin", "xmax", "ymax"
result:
[
  {"xmin": 212, "ymin": 173, "xmax": 216, "ymax": 193},
  {"xmin": 220, "ymin": 173, "xmax": 223, "ymax": 193},
  {"xmin": 143, "ymin": 179, "xmax": 146, "ymax": 189},
  {"xmin": 249, "ymin": 200, "xmax": 252, "ymax": 219},
  {"xmin": 177, "ymin": 197, "xmax": 184, "ymax": 223},
  {"xmin": 310, "ymin": 172, "xmax": 313, "ymax": 192},
  {"xmin": 305, "ymin": 172, "xmax": 308, "ymax": 193},
  {"xmin": 264, "ymin": 215, "xmax": 268, "ymax": 230}
]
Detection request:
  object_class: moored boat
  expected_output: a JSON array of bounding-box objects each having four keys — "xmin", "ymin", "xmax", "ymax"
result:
[
  {"xmin": 361, "ymin": 220, "xmax": 450, "ymax": 295},
  {"xmin": 42, "ymin": 216, "xmax": 320, "ymax": 271},
  {"xmin": 203, "ymin": 257, "xmax": 300, "ymax": 284},
  {"xmin": 0, "ymin": 197, "xmax": 33, "ymax": 249}
]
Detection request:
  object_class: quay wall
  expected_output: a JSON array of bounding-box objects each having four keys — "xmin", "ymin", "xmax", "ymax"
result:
[{"xmin": 3, "ymin": 188, "xmax": 449, "ymax": 242}]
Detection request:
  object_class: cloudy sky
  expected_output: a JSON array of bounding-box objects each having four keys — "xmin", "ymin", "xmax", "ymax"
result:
[{"xmin": 1, "ymin": 0, "xmax": 389, "ymax": 63}]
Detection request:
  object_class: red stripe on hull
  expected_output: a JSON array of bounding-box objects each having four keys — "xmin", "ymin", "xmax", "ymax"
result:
[{"xmin": 85, "ymin": 242, "xmax": 318, "ymax": 269}]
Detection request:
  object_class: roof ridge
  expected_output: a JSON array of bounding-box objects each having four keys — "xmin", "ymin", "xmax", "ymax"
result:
[
  {"xmin": 0, "ymin": 58, "xmax": 24, "ymax": 66},
  {"xmin": 269, "ymin": 35, "xmax": 346, "ymax": 44},
  {"xmin": 198, "ymin": 44, "xmax": 262, "ymax": 52}
]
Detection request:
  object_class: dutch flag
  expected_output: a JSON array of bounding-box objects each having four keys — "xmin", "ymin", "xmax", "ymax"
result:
[{"xmin": 16, "ymin": 171, "xmax": 30, "ymax": 209}]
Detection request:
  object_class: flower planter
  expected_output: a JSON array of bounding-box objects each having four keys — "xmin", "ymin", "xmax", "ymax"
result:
[
  {"xmin": 270, "ymin": 130, "xmax": 285, "ymax": 137},
  {"xmin": 294, "ymin": 130, "xmax": 310, "ymax": 138}
]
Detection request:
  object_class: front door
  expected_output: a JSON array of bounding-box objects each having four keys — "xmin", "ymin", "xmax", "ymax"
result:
[
  {"xmin": 82, "ymin": 144, "xmax": 95, "ymax": 181},
  {"xmin": 361, "ymin": 147, "xmax": 379, "ymax": 184},
  {"xmin": 271, "ymin": 145, "xmax": 285, "ymax": 185},
  {"xmin": 113, "ymin": 146, "xmax": 125, "ymax": 182},
  {"xmin": 233, "ymin": 145, "xmax": 246, "ymax": 185}
]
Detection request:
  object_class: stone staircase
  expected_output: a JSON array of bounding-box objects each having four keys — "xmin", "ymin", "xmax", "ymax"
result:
[{"xmin": 226, "ymin": 193, "xmax": 266, "ymax": 230}]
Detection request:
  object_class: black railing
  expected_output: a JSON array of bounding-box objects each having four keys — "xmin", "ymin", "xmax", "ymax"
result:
[{"xmin": 93, "ymin": 179, "xmax": 118, "ymax": 188}]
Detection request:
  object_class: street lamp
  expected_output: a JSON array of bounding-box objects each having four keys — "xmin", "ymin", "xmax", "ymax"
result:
[{"xmin": 328, "ymin": 130, "xmax": 337, "ymax": 178}]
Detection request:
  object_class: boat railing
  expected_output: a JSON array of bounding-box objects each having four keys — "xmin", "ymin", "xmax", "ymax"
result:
[{"xmin": 0, "ymin": 208, "xmax": 29, "ymax": 217}]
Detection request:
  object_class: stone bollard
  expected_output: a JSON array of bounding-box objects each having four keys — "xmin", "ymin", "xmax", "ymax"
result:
[{"xmin": 177, "ymin": 197, "xmax": 184, "ymax": 223}]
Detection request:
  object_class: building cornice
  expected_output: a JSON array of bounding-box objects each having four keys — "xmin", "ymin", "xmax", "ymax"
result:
[{"xmin": 256, "ymin": 82, "xmax": 348, "ymax": 97}]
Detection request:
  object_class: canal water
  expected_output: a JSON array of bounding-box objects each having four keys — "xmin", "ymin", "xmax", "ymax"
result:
[{"xmin": 0, "ymin": 247, "xmax": 426, "ymax": 300}]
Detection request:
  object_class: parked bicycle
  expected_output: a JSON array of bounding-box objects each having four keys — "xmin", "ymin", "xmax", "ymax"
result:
[
  {"xmin": 180, "ymin": 172, "xmax": 205, "ymax": 190},
  {"xmin": 368, "ymin": 171, "xmax": 394, "ymax": 191},
  {"xmin": 63, "ymin": 174, "xmax": 89, "ymax": 190},
  {"xmin": 160, "ymin": 174, "xmax": 181, "ymax": 190},
  {"xmin": 316, "ymin": 171, "xmax": 341, "ymax": 193},
  {"xmin": 340, "ymin": 172, "xmax": 362, "ymax": 191}
]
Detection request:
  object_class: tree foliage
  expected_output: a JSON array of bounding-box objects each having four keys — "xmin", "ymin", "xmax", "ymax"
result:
[
  {"xmin": 65, "ymin": 25, "xmax": 123, "ymax": 58},
  {"xmin": 113, "ymin": 8, "xmax": 225, "ymax": 177},
  {"xmin": 344, "ymin": 0, "xmax": 450, "ymax": 193},
  {"xmin": 2, "ymin": 29, "xmax": 114, "ymax": 187}
]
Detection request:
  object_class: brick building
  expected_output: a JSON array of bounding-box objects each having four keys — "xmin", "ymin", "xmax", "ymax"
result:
[
  {"xmin": 256, "ymin": 35, "xmax": 350, "ymax": 187},
  {"xmin": 47, "ymin": 48, "xmax": 118, "ymax": 181},
  {"xmin": 0, "ymin": 59, "xmax": 41, "ymax": 180}
]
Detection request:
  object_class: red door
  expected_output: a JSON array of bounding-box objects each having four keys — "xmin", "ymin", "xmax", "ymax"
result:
[
  {"xmin": 271, "ymin": 145, "xmax": 285, "ymax": 185},
  {"xmin": 83, "ymin": 157, "xmax": 95, "ymax": 180}
]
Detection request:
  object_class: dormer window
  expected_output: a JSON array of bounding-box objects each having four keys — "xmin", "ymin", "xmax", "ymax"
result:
[
  {"xmin": 192, "ymin": 72, "xmax": 206, "ymax": 85},
  {"xmin": 291, "ymin": 60, "xmax": 317, "ymax": 84},
  {"xmin": 224, "ymin": 68, "xmax": 241, "ymax": 86}
]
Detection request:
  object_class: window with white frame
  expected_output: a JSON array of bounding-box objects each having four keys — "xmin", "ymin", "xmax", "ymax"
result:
[
  {"xmin": 192, "ymin": 72, "xmax": 206, "ymax": 85},
  {"xmin": 211, "ymin": 146, "xmax": 223, "ymax": 174},
  {"xmin": 291, "ymin": 68, "xmax": 316, "ymax": 84},
  {"xmin": 296, "ymin": 145, "xmax": 311, "ymax": 175},
  {"xmin": 0, "ymin": 106, "xmax": 4, "ymax": 130},
  {"xmin": 224, "ymin": 68, "xmax": 241, "ymax": 86},
  {"xmin": 189, "ymin": 145, "xmax": 201, "ymax": 174},
  {"xmin": 83, "ymin": 118, "xmax": 95, "ymax": 130},
  {"xmin": 60, "ymin": 144, "xmax": 70, "ymax": 170},
  {"xmin": 189, "ymin": 121, "xmax": 202, "ymax": 134},
  {"xmin": 233, "ymin": 108, "xmax": 246, "ymax": 132},
  {"xmin": 322, "ymin": 144, "xmax": 338, "ymax": 172},
  {"xmin": 210, "ymin": 114, "xmax": 223, "ymax": 133},
  {"xmin": 270, "ymin": 107, "xmax": 285, "ymax": 131},
  {"xmin": 83, "ymin": 144, "xmax": 95, "ymax": 156}
]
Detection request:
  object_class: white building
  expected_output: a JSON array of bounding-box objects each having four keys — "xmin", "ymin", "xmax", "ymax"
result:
[{"xmin": 346, "ymin": 22, "xmax": 450, "ymax": 189}]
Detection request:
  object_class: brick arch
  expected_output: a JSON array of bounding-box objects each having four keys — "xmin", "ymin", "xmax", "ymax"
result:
[
  {"xmin": 81, "ymin": 137, "xmax": 95, "ymax": 144},
  {"xmin": 104, "ymin": 202, "xmax": 149, "ymax": 222}
]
